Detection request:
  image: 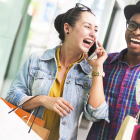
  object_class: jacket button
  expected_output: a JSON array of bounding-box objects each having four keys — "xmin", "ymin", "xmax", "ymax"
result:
[
  {"xmin": 67, "ymin": 80, "xmax": 71, "ymax": 84},
  {"xmin": 62, "ymin": 121, "xmax": 66, "ymax": 125},
  {"xmin": 84, "ymin": 82, "xmax": 88, "ymax": 86},
  {"xmin": 74, "ymin": 65, "xmax": 78, "ymax": 69},
  {"xmin": 35, "ymin": 72, "xmax": 38, "ymax": 76}
]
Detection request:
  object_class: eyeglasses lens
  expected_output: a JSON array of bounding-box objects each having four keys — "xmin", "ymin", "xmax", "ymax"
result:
[
  {"xmin": 67, "ymin": 3, "xmax": 91, "ymax": 22},
  {"xmin": 127, "ymin": 22, "xmax": 137, "ymax": 31}
]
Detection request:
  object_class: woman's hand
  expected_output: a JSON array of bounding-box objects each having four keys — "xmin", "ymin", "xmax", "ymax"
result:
[
  {"xmin": 85, "ymin": 41, "xmax": 108, "ymax": 70},
  {"xmin": 41, "ymin": 96, "xmax": 74, "ymax": 117}
]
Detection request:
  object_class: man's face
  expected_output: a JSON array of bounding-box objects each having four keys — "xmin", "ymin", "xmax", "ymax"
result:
[{"xmin": 125, "ymin": 13, "xmax": 140, "ymax": 56}]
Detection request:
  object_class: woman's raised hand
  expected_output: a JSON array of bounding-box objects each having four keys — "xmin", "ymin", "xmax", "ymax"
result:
[{"xmin": 85, "ymin": 41, "xmax": 108, "ymax": 69}]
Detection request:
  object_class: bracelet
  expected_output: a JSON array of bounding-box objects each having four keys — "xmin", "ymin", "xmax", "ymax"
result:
[{"xmin": 92, "ymin": 71, "xmax": 105, "ymax": 77}]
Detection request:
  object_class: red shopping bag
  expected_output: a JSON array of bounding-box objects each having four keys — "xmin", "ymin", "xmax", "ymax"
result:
[{"xmin": 131, "ymin": 125, "xmax": 140, "ymax": 140}]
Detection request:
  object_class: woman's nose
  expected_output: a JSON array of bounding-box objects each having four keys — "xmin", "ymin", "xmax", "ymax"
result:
[{"xmin": 90, "ymin": 30, "xmax": 97, "ymax": 40}]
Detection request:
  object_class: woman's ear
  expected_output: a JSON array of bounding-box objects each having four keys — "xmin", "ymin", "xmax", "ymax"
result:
[{"xmin": 64, "ymin": 23, "xmax": 70, "ymax": 35}]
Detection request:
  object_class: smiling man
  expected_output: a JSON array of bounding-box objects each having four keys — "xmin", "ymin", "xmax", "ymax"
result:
[{"xmin": 86, "ymin": 1, "xmax": 140, "ymax": 140}]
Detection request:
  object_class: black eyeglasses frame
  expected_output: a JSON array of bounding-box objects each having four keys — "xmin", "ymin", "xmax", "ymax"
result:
[{"xmin": 126, "ymin": 20, "xmax": 140, "ymax": 32}]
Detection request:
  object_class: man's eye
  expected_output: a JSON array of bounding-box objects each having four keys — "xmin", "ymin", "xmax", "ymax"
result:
[{"xmin": 129, "ymin": 24, "xmax": 136, "ymax": 28}]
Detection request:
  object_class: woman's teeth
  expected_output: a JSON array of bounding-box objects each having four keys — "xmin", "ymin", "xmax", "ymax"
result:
[{"xmin": 83, "ymin": 39, "xmax": 93, "ymax": 44}]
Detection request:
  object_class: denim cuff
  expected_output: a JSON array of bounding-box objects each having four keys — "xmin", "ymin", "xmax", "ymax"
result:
[
  {"xmin": 84, "ymin": 94, "xmax": 110, "ymax": 122},
  {"xmin": 6, "ymin": 88, "xmax": 30, "ymax": 107}
]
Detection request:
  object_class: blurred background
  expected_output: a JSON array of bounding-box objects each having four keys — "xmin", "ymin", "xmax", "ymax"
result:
[{"xmin": 0, "ymin": 0, "xmax": 139, "ymax": 139}]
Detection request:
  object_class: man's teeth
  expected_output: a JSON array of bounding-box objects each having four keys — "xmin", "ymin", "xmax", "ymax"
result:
[
  {"xmin": 131, "ymin": 38, "xmax": 140, "ymax": 43},
  {"xmin": 131, "ymin": 42, "xmax": 137, "ymax": 45}
]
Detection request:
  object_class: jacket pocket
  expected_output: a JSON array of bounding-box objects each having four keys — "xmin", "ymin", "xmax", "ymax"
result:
[
  {"xmin": 29, "ymin": 70, "xmax": 46, "ymax": 95},
  {"xmin": 75, "ymin": 79, "xmax": 91, "ymax": 100}
]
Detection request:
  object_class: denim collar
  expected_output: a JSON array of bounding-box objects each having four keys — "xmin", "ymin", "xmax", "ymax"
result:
[{"xmin": 40, "ymin": 46, "xmax": 91, "ymax": 75}]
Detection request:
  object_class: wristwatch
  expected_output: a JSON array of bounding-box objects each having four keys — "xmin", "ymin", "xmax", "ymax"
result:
[{"xmin": 92, "ymin": 71, "xmax": 105, "ymax": 77}]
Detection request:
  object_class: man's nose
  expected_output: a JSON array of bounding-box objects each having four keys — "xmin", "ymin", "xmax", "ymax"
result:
[{"xmin": 133, "ymin": 26, "xmax": 140, "ymax": 35}]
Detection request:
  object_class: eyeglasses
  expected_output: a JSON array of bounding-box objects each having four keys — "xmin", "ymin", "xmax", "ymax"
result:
[
  {"xmin": 126, "ymin": 21, "xmax": 140, "ymax": 32},
  {"xmin": 66, "ymin": 3, "xmax": 93, "ymax": 22}
]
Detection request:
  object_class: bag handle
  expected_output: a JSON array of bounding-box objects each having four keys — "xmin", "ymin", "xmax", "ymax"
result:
[
  {"xmin": 138, "ymin": 116, "xmax": 140, "ymax": 125},
  {"xmin": 8, "ymin": 95, "xmax": 40, "ymax": 133},
  {"xmin": 135, "ymin": 110, "xmax": 140, "ymax": 125}
]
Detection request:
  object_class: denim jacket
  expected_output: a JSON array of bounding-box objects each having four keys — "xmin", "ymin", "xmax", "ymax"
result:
[{"xmin": 6, "ymin": 46, "xmax": 109, "ymax": 140}]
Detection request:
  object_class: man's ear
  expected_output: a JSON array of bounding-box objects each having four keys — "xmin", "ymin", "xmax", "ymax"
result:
[{"xmin": 64, "ymin": 23, "xmax": 70, "ymax": 34}]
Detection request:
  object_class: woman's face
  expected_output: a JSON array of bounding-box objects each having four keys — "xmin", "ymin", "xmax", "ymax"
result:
[{"xmin": 67, "ymin": 11, "xmax": 98, "ymax": 53}]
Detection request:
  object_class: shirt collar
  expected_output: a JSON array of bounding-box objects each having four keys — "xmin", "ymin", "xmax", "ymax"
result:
[
  {"xmin": 39, "ymin": 46, "xmax": 91, "ymax": 75},
  {"xmin": 110, "ymin": 48, "xmax": 128, "ymax": 63},
  {"xmin": 40, "ymin": 46, "xmax": 60, "ymax": 61},
  {"xmin": 56, "ymin": 47, "xmax": 61, "ymax": 71}
]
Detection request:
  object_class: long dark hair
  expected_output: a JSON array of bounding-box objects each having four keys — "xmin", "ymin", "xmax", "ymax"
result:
[{"xmin": 54, "ymin": 8, "xmax": 93, "ymax": 43}]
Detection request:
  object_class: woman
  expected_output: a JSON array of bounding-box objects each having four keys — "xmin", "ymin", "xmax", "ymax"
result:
[{"xmin": 6, "ymin": 3, "xmax": 109, "ymax": 140}]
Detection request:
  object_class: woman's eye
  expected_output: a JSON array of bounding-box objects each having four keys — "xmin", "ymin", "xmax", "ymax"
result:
[
  {"xmin": 85, "ymin": 26, "xmax": 90, "ymax": 28},
  {"xmin": 95, "ymin": 30, "xmax": 98, "ymax": 32}
]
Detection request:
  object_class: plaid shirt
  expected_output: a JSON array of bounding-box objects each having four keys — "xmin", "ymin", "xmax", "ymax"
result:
[{"xmin": 87, "ymin": 48, "xmax": 140, "ymax": 140}]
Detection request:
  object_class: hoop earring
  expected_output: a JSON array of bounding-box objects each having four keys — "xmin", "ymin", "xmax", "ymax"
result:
[{"xmin": 67, "ymin": 32, "xmax": 69, "ymax": 34}]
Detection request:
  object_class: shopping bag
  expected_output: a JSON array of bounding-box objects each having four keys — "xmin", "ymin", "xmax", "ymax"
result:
[
  {"xmin": 131, "ymin": 125, "xmax": 140, "ymax": 140},
  {"xmin": 0, "ymin": 98, "xmax": 50, "ymax": 140},
  {"xmin": 22, "ymin": 119, "xmax": 50, "ymax": 140},
  {"xmin": 0, "ymin": 97, "xmax": 44, "ymax": 127},
  {"xmin": 115, "ymin": 115, "xmax": 138, "ymax": 140}
]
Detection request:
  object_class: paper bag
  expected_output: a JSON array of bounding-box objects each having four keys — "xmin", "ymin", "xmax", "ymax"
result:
[
  {"xmin": 0, "ymin": 98, "xmax": 50, "ymax": 140},
  {"xmin": 22, "ymin": 119, "xmax": 50, "ymax": 140},
  {"xmin": 1, "ymin": 97, "xmax": 44, "ymax": 127},
  {"xmin": 115, "ymin": 115, "xmax": 137, "ymax": 140}
]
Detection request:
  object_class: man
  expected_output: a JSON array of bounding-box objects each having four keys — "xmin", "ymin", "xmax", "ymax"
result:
[{"xmin": 86, "ymin": 1, "xmax": 140, "ymax": 140}]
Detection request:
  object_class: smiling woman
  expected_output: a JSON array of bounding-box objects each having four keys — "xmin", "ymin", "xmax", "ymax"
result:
[
  {"xmin": 5, "ymin": 3, "xmax": 109, "ymax": 140},
  {"xmin": 62, "ymin": 11, "xmax": 97, "ymax": 53}
]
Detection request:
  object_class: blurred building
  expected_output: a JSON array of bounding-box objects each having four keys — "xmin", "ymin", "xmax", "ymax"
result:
[{"xmin": 0, "ymin": 0, "xmax": 139, "ymax": 139}]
